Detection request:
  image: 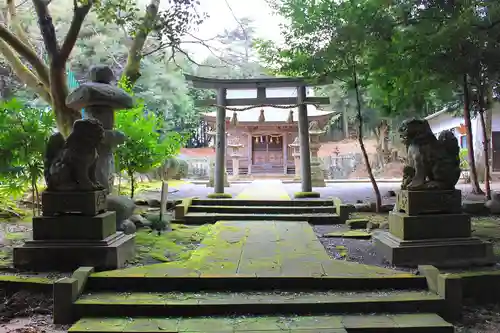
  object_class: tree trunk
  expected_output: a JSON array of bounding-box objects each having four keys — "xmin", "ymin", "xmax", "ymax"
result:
[
  {"xmin": 479, "ymin": 110, "xmax": 491, "ymax": 200},
  {"xmin": 128, "ymin": 170, "xmax": 135, "ymax": 199},
  {"xmin": 353, "ymin": 69, "xmax": 381, "ymax": 212},
  {"xmin": 463, "ymin": 74, "xmax": 483, "ymax": 194},
  {"xmin": 34, "ymin": 182, "xmax": 40, "ymax": 216},
  {"xmin": 30, "ymin": 172, "xmax": 36, "ymax": 217},
  {"xmin": 50, "ymin": 65, "xmax": 80, "ymax": 137}
]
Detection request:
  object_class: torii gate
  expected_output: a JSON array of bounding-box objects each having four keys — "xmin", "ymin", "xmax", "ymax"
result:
[{"xmin": 184, "ymin": 74, "xmax": 330, "ymax": 196}]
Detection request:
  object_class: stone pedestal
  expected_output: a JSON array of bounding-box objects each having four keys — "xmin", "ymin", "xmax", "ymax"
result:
[
  {"xmin": 207, "ymin": 160, "xmax": 229, "ymax": 188},
  {"xmin": 228, "ymin": 137, "xmax": 243, "ymax": 179},
  {"xmin": 13, "ymin": 190, "xmax": 135, "ymax": 271},
  {"xmin": 231, "ymin": 156, "xmax": 241, "ymax": 177},
  {"xmin": 309, "ymin": 123, "xmax": 326, "ymax": 187},
  {"xmin": 289, "ymin": 137, "xmax": 301, "ymax": 180},
  {"xmin": 374, "ymin": 190, "xmax": 494, "ymax": 267}
]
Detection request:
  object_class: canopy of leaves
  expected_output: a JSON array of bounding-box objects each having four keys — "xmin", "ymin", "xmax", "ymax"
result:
[
  {"xmin": 0, "ymin": 99, "xmax": 54, "ymax": 198},
  {"xmin": 114, "ymin": 101, "xmax": 185, "ymax": 176}
]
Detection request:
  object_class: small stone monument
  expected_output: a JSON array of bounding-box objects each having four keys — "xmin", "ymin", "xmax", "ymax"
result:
[
  {"xmin": 289, "ymin": 137, "xmax": 301, "ymax": 180},
  {"xmin": 374, "ymin": 118, "xmax": 494, "ymax": 267},
  {"xmin": 227, "ymin": 136, "xmax": 243, "ymax": 178},
  {"xmin": 308, "ymin": 121, "xmax": 326, "ymax": 187},
  {"xmin": 13, "ymin": 119, "xmax": 135, "ymax": 271},
  {"xmin": 65, "ymin": 65, "xmax": 134, "ymax": 193},
  {"xmin": 206, "ymin": 130, "xmax": 229, "ymax": 187}
]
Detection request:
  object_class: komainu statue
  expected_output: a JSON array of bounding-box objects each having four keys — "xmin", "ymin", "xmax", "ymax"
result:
[
  {"xmin": 399, "ymin": 118, "xmax": 461, "ymax": 190},
  {"xmin": 44, "ymin": 119, "xmax": 105, "ymax": 192}
]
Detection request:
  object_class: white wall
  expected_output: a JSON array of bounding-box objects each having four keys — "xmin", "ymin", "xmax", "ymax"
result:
[
  {"xmin": 426, "ymin": 103, "xmax": 500, "ymax": 174},
  {"xmin": 426, "ymin": 112, "xmax": 471, "ymax": 144}
]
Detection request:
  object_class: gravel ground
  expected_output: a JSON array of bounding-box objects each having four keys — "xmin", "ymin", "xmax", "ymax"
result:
[
  {"xmin": 135, "ymin": 180, "xmax": 495, "ymax": 205},
  {"xmin": 313, "ymin": 225, "xmax": 414, "ymax": 273}
]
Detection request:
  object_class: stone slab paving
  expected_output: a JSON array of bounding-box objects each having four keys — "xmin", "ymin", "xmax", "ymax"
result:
[
  {"xmin": 93, "ymin": 221, "xmax": 414, "ymax": 278},
  {"xmin": 69, "ymin": 313, "xmax": 453, "ymax": 332},
  {"xmin": 236, "ymin": 180, "xmax": 290, "ymax": 200}
]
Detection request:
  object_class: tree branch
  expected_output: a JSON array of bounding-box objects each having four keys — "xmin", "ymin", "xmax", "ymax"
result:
[
  {"xmin": 32, "ymin": 0, "xmax": 59, "ymax": 63},
  {"xmin": 59, "ymin": 0, "xmax": 93, "ymax": 63},
  {"xmin": 0, "ymin": 38, "xmax": 51, "ymax": 103},
  {"xmin": 0, "ymin": 23, "xmax": 50, "ymax": 86},
  {"xmin": 6, "ymin": 0, "xmax": 34, "ymax": 50},
  {"xmin": 122, "ymin": 0, "xmax": 160, "ymax": 84}
]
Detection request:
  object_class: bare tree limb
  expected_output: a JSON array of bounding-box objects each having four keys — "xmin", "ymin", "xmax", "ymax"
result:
[
  {"xmin": 59, "ymin": 0, "xmax": 93, "ymax": 63},
  {"xmin": 89, "ymin": 26, "xmax": 124, "ymax": 69},
  {"xmin": 32, "ymin": 0, "xmax": 59, "ymax": 63},
  {"xmin": 0, "ymin": 23, "xmax": 50, "ymax": 86},
  {"xmin": 0, "ymin": 38, "xmax": 51, "ymax": 103}
]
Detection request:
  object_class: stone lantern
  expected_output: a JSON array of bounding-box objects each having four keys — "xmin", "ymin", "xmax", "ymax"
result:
[
  {"xmin": 207, "ymin": 130, "xmax": 229, "ymax": 188},
  {"xmin": 308, "ymin": 121, "xmax": 326, "ymax": 187},
  {"xmin": 289, "ymin": 137, "xmax": 301, "ymax": 180},
  {"xmin": 65, "ymin": 65, "xmax": 134, "ymax": 193},
  {"xmin": 227, "ymin": 136, "xmax": 244, "ymax": 178}
]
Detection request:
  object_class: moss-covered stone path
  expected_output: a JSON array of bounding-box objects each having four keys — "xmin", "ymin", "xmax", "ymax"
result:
[
  {"xmin": 93, "ymin": 221, "xmax": 414, "ymax": 278},
  {"xmin": 235, "ymin": 180, "xmax": 290, "ymax": 200},
  {"xmin": 70, "ymin": 313, "xmax": 453, "ymax": 332}
]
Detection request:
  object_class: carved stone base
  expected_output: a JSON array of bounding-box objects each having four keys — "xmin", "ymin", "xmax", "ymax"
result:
[
  {"xmin": 396, "ymin": 190, "xmax": 462, "ymax": 215},
  {"xmin": 374, "ymin": 231, "xmax": 495, "ymax": 267},
  {"xmin": 32, "ymin": 211, "xmax": 116, "ymax": 241},
  {"xmin": 13, "ymin": 232, "xmax": 135, "ymax": 271},
  {"xmin": 207, "ymin": 171, "xmax": 229, "ymax": 188},
  {"xmin": 42, "ymin": 190, "xmax": 107, "ymax": 216},
  {"xmin": 389, "ymin": 212, "xmax": 471, "ymax": 240},
  {"xmin": 310, "ymin": 160, "xmax": 326, "ymax": 187}
]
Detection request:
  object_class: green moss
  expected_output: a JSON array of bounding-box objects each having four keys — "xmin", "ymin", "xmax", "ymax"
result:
[
  {"xmin": 323, "ymin": 230, "xmax": 372, "ymax": 239},
  {"xmin": 207, "ymin": 193, "xmax": 233, "ymax": 199},
  {"xmin": 132, "ymin": 224, "xmax": 212, "ymax": 264},
  {"xmin": 0, "ymin": 275, "xmax": 53, "ymax": 284},
  {"xmin": 293, "ymin": 191, "xmax": 321, "ymax": 198},
  {"xmin": 352, "ymin": 212, "xmax": 388, "ymax": 225}
]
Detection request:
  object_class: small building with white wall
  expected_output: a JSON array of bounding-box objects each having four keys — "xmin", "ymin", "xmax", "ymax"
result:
[{"xmin": 425, "ymin": 104, "xmax": 500, "ymax": 171}]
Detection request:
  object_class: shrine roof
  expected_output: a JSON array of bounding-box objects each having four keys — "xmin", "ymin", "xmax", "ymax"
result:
[{"xmin": 202, "ymin": 105, "xmax": 336, "ymax": 123}]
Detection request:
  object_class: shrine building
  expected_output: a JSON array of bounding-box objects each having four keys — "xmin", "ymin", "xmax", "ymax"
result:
[{"xmin": 202, "ymin": 87, "xmax": 335, "ymax": 176}]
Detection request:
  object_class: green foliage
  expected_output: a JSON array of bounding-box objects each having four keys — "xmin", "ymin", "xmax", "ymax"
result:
[
  {"xmin": 459, "ymin": 148, "xmax": 470, "ymax": 170},
  {"xmin": 115, "ymin": 101, "xmax": 186, "ymax": 198},
  {"xmin": 0, "ymin": 99, "xmax": 54, "ymax": 215},
  {"xmin": 176, "ymin": 160, "xmax": 189, "ymax": 179}
]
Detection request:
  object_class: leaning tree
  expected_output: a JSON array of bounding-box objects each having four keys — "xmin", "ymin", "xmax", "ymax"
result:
[{"xmin": 0, "ymin": 0, "xmax": 204, "ymax": 137}]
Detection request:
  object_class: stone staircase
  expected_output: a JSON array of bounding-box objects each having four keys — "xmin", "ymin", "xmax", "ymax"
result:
[
  {"xmin": 68, "ymin": 275, "xmax": 453, "ymax": 332},
  {"xmin": 65, "ymin": 220, "xmax": 455, "ymax": 332},
  {"xmin": 179, "ymin": 199, "xmax": 343, "ymax": 224}
]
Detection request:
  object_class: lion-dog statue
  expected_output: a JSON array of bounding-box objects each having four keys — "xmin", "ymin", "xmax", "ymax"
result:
[
  {"xmin": 44, "ymin": 118, "xmax": 105, "ymax": 192},
  {"xmin": 399, "ymin": 118, "xmax": 461, "ymax": 191}
]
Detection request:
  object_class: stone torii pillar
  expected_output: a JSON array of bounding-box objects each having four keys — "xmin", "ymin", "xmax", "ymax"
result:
[
  {"xmin": 297, "ymin": 86, "xmax": 313, "ymax": 193},
  {"xmin": 214, "ymin": 88, "xmax": 227, "ymax": 194}
]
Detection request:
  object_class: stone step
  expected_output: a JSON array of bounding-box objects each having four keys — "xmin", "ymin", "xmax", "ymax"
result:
[
  {"xmin": 188, "ymin": 205, "xmax": 336, "ymax": 214},
  {"xmin": 74, "ymin": 290, "xmax": 444, "ymax": 318},
  {"xmin": 183, "ymin": 212, "xmax": 340, "ymax": 224},
  {"xmin": 86, "ymin": 274, "xmax": 428, "ymax": 292},
  {"xmin": 68, "ymin": 313, "xmax": 454, "ymax": 332},
  {"xmin": 192, "ymin": 199, "xmax": 335, "ymax": 207}
]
